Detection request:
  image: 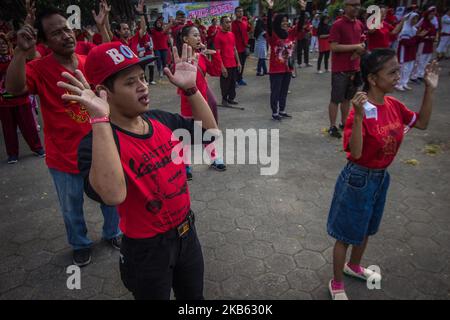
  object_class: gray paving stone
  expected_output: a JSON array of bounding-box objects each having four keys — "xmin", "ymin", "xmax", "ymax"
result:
[{"xmin": 294, "ymin": 251, "xmax": 326, "ymax": 270}]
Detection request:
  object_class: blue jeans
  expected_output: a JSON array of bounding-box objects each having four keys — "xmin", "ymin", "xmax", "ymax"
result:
[
  {"xmin": 327, "ymin": 162, "xmax": 390, "ymax": 246},
  {"xmin": 49, "ymin": 168, "xmax": 121, "ymax": 250},
  {"xmin": 155, "ymin": 49, "xmax": 168, "ymax": 73},
  {"xmin": 257, "ymin": 58, "xmax": 267, "ymax": 75}
]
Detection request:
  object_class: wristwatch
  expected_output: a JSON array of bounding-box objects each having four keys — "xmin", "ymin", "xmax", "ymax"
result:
[{"xmin": 183, "ymin": 87, "xmax": 198, "ymax": 97}]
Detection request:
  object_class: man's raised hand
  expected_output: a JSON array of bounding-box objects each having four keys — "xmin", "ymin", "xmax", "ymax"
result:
[{"xmin": 164, "ymin": 44, "xmax": 198, "ymax": 90}]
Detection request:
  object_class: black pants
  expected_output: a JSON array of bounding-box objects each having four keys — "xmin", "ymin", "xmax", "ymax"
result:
[
  {"xmin": 318, "ymin": 51, "xmax": 330, "ymax": 71},
  {"xmin": 270, "ymin": 72, "xmax": 292, "ymax": 114},
  {"xmin": 297, "ymin": 38, "xmax": 310, "ymax": 65},
  {"xmin": 119, "ymin": 214, "xmax": 204, "ymax": 300},
  {"xmin": 237, "ymin": 51, "xmax": 248, "ymax": 82},
  {"xmin": 220, "ymin": 67, "xmax": 238, "ymax": 101}
]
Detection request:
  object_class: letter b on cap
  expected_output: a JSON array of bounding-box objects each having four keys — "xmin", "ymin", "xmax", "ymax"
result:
[
  {"xmin": 106, "ymin": 48, "xmax": 125, "ymax": 64},
  {"xmin": 106, "ymin": 45, "xmax": 136, "ymax": 65}
]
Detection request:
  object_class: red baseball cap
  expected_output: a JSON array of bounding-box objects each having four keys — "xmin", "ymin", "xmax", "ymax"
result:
[{"xmin": 84, "ymin": 42, "xmax": 157, "ymax": 86}]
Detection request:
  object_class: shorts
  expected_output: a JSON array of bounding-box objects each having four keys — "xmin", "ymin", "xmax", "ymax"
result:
[
  {"xmin": 327, "ymin": 162, "xmax": 390, "ymax": 246},
  {"xmin": 331, "ymin": 71, "xmax": 360, "ymax": 104}
]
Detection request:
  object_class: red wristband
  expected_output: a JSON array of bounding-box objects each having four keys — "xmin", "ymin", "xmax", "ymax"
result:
[
  {"xmin": 183, "ymin": 87, "xmax": 198, "ymax": 97},
  {"xmin": 89, "ymin": 115, "xmax": 110, "ymax": 124}
]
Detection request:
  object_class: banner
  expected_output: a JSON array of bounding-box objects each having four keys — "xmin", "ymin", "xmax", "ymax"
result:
[{"xmin": 163, "ymin": 1, "xmax": 239, "ymax": 25}]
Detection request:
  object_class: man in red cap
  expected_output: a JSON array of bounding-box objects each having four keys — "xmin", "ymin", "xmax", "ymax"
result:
[
  {"xmin": 6, "ymin": 7, "xmax": 121, "ymax": 267},
  {"xmin": 58, "ymin": 42, "xmax": 218, "ymax": 300}
]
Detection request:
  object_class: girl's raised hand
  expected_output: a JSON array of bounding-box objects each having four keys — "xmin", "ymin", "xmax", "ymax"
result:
[{"xmin": 424, "ymin": 60, "xmax": 440, "ymax": 90}]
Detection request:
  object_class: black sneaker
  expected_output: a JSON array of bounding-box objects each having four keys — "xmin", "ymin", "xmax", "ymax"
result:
[
  {"xmin": 186, "ymin": 166, "xmax": 193, "ymax": 181},
  {"xmin": 328, "ymin": 126, "xmax": 342, "ymax": 138},
  {"xmin": 7, "ymin": 156, "xmax": 18, "ymax": 164},
  {"xmin": 33, "ymin": 148, "xmax": 45, "ymax": 158},
  {"xmin": 105, "ymin": 236, "xmax": 121, "ymax": 250},
  {"xmin": 210, "ymin": 160, "xmax": 227, "ymax": 172},
  {"xmin": 73, "ymin": 248, "xmax": 91, "ymax": 267},
  {"xmin": 279, "ymin": 112, "xmax": 292, "ymax": 118},
  {"xmin": 339, "ymin": 123, "xmax": 345, "ymax": 130},
  {"xmin": 272, "ymin": 114, "xmax": 282, "ymax": 121},
  {"xmin": 221, "ymin": 99, "xmax": 229, "ymax": 107},
  {"xmin": 227, "ymin": 99, "xmax": 239, "ymax": 105}
]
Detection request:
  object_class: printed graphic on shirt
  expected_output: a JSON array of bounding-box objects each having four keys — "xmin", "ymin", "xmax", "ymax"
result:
[{"xmin": 274, "ymin": 40, "xmax": 294, "ymax": 64}]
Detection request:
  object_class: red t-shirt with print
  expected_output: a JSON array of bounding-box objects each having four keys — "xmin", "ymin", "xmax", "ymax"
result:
[
  {"xmin": 214, "ymin": 30, "xmax": 238, "ymax": 68},
  {"xmin": 26, "ymin": 53, "xmax": 91, "ymax": 173},
  {"xmin": 329, "ymin": 16, "xmax": 365, "ymax": 72},
  {"xmin": 78, "ymin": 110, "xmax": 204, "ymax": 239},
  {"xmin": 344, "ymin": 96, "xmax": 418, "ymax": 169},
  {"xmin": 267, "ymin": 27, "xmax": 298, "ymax": 74}
]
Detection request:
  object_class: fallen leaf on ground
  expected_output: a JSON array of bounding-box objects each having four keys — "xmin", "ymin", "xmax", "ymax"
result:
[
  {"xmin": 423, "ymin": 144, "xmax": 441, "ymax": 156},
  {"xmin": 403, "ymin": 159, "xmax": 419, "ymax": 166}
]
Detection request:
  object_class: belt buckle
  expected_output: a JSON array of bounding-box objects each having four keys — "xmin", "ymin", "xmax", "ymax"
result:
[{"xmin": 177, "ymin": 220, "xmax": 190, "ymax": 237}]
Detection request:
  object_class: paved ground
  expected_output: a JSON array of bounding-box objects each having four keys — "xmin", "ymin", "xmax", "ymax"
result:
[{"xmin": 1, "ymin": 55, "xmax": 449, "ymax": 300}]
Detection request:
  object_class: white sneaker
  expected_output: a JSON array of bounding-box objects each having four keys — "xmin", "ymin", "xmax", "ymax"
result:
[
  {"xmin": 317, "ymin": 70, "xmax": 324, "ymax": 74},
  {"xmin": 395, "ymin": 85, "xmax": 405, "ymax": 91},
  {"xmin": 328, "ymin": 280, "xmax": 348, "ymax": 300},
  {"xmin": 150, "ymin": 81, "xmax": 157, "ymax": 85},
  {"xmin": 404, "ymin": 85, "xmax": 412, "ymax": 90},
  {"xmin": 343, "ymin": 263, "xmax": 381, "ymax": 282}
]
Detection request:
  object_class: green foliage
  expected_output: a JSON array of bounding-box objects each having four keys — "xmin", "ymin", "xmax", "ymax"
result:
[{"xmin": 327, "ymin": 0, "xmax": 344, "ymax": 19}]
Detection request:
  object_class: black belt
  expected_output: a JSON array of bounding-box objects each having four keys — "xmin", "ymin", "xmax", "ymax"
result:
[{"xmin": 123, "ymin": 210, "xmax": 195, "ymax": 243}]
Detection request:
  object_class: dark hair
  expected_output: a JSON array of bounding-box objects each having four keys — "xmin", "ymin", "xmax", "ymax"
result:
[
  {"xmin": 175, "ymin": 25, "xmax": 197, "ymax": 56},
  {"xmin": 235, "ymin": 6, "xmax": 243, "ymax": 13},
  {"xmin": 273, "ymin": 13, "xmax": 289, "ymax": 39},
  {"xmin": 102, "ymin": 72, "xmax": 120, "ymax": 92},
  {"xmin": 220, "ymin": 15, "xmax": 230, "ymax": 24},
  {"xmin": 361, "ymin": 48, "xmax": 397, "ymax": 91},
  {"xmin": 35, "ymin": 7, "xmax": 66, "ymax": 41},
  {"xmin": 254, "ymin": 18, "xmax": 266, "ymax": 39}
]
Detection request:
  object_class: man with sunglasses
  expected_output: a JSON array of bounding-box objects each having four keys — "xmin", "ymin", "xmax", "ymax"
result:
[{"xmin": 327, "ymin": 0, "xmax": 366, "ymax": 139}]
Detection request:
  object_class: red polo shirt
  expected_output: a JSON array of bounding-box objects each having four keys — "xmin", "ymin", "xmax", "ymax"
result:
[
  {"xmin": 232, "ymin": 19, "xmax": 250, "ymax": 53},
  {"xmin": 214, "ymin": 30, "xmax": 238, "ymax": 68},
  {"xmin": 367, "ymin": 21, "xmax": 394, "ymax": 51},
  {"xmin": 329, "ymin": 16, "xmax": 365, "ymax": 72}
]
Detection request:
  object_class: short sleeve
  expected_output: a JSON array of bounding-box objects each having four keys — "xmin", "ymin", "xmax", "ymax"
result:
[
  {"xmin": 77, "ymin": 131, "xmax": 105, "ymax": 204},
  {"xmin": 394, "ymin": 98, "xmax": 418, "ymax": 132},
  {"xmin": 329, "ymin": 21, "xmax": 341, "ymax": 43}
]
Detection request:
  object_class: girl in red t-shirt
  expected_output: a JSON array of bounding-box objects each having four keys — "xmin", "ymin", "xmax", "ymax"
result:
[
  {"xmin": 175, "ymin": 25, "xmax": 226, "ymax": 178},
  {"xmin": 327, "ymin": 48, "xmax": 440, "ymax": 300},
  {"xmin": 266, "ymin": 0, "xmax": 306, "ymax": 121}
]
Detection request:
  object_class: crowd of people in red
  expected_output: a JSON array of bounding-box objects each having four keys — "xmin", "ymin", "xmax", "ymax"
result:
[{"xmin": 0, "ymin": 0, "xmax": 445, "ymax": 301}]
